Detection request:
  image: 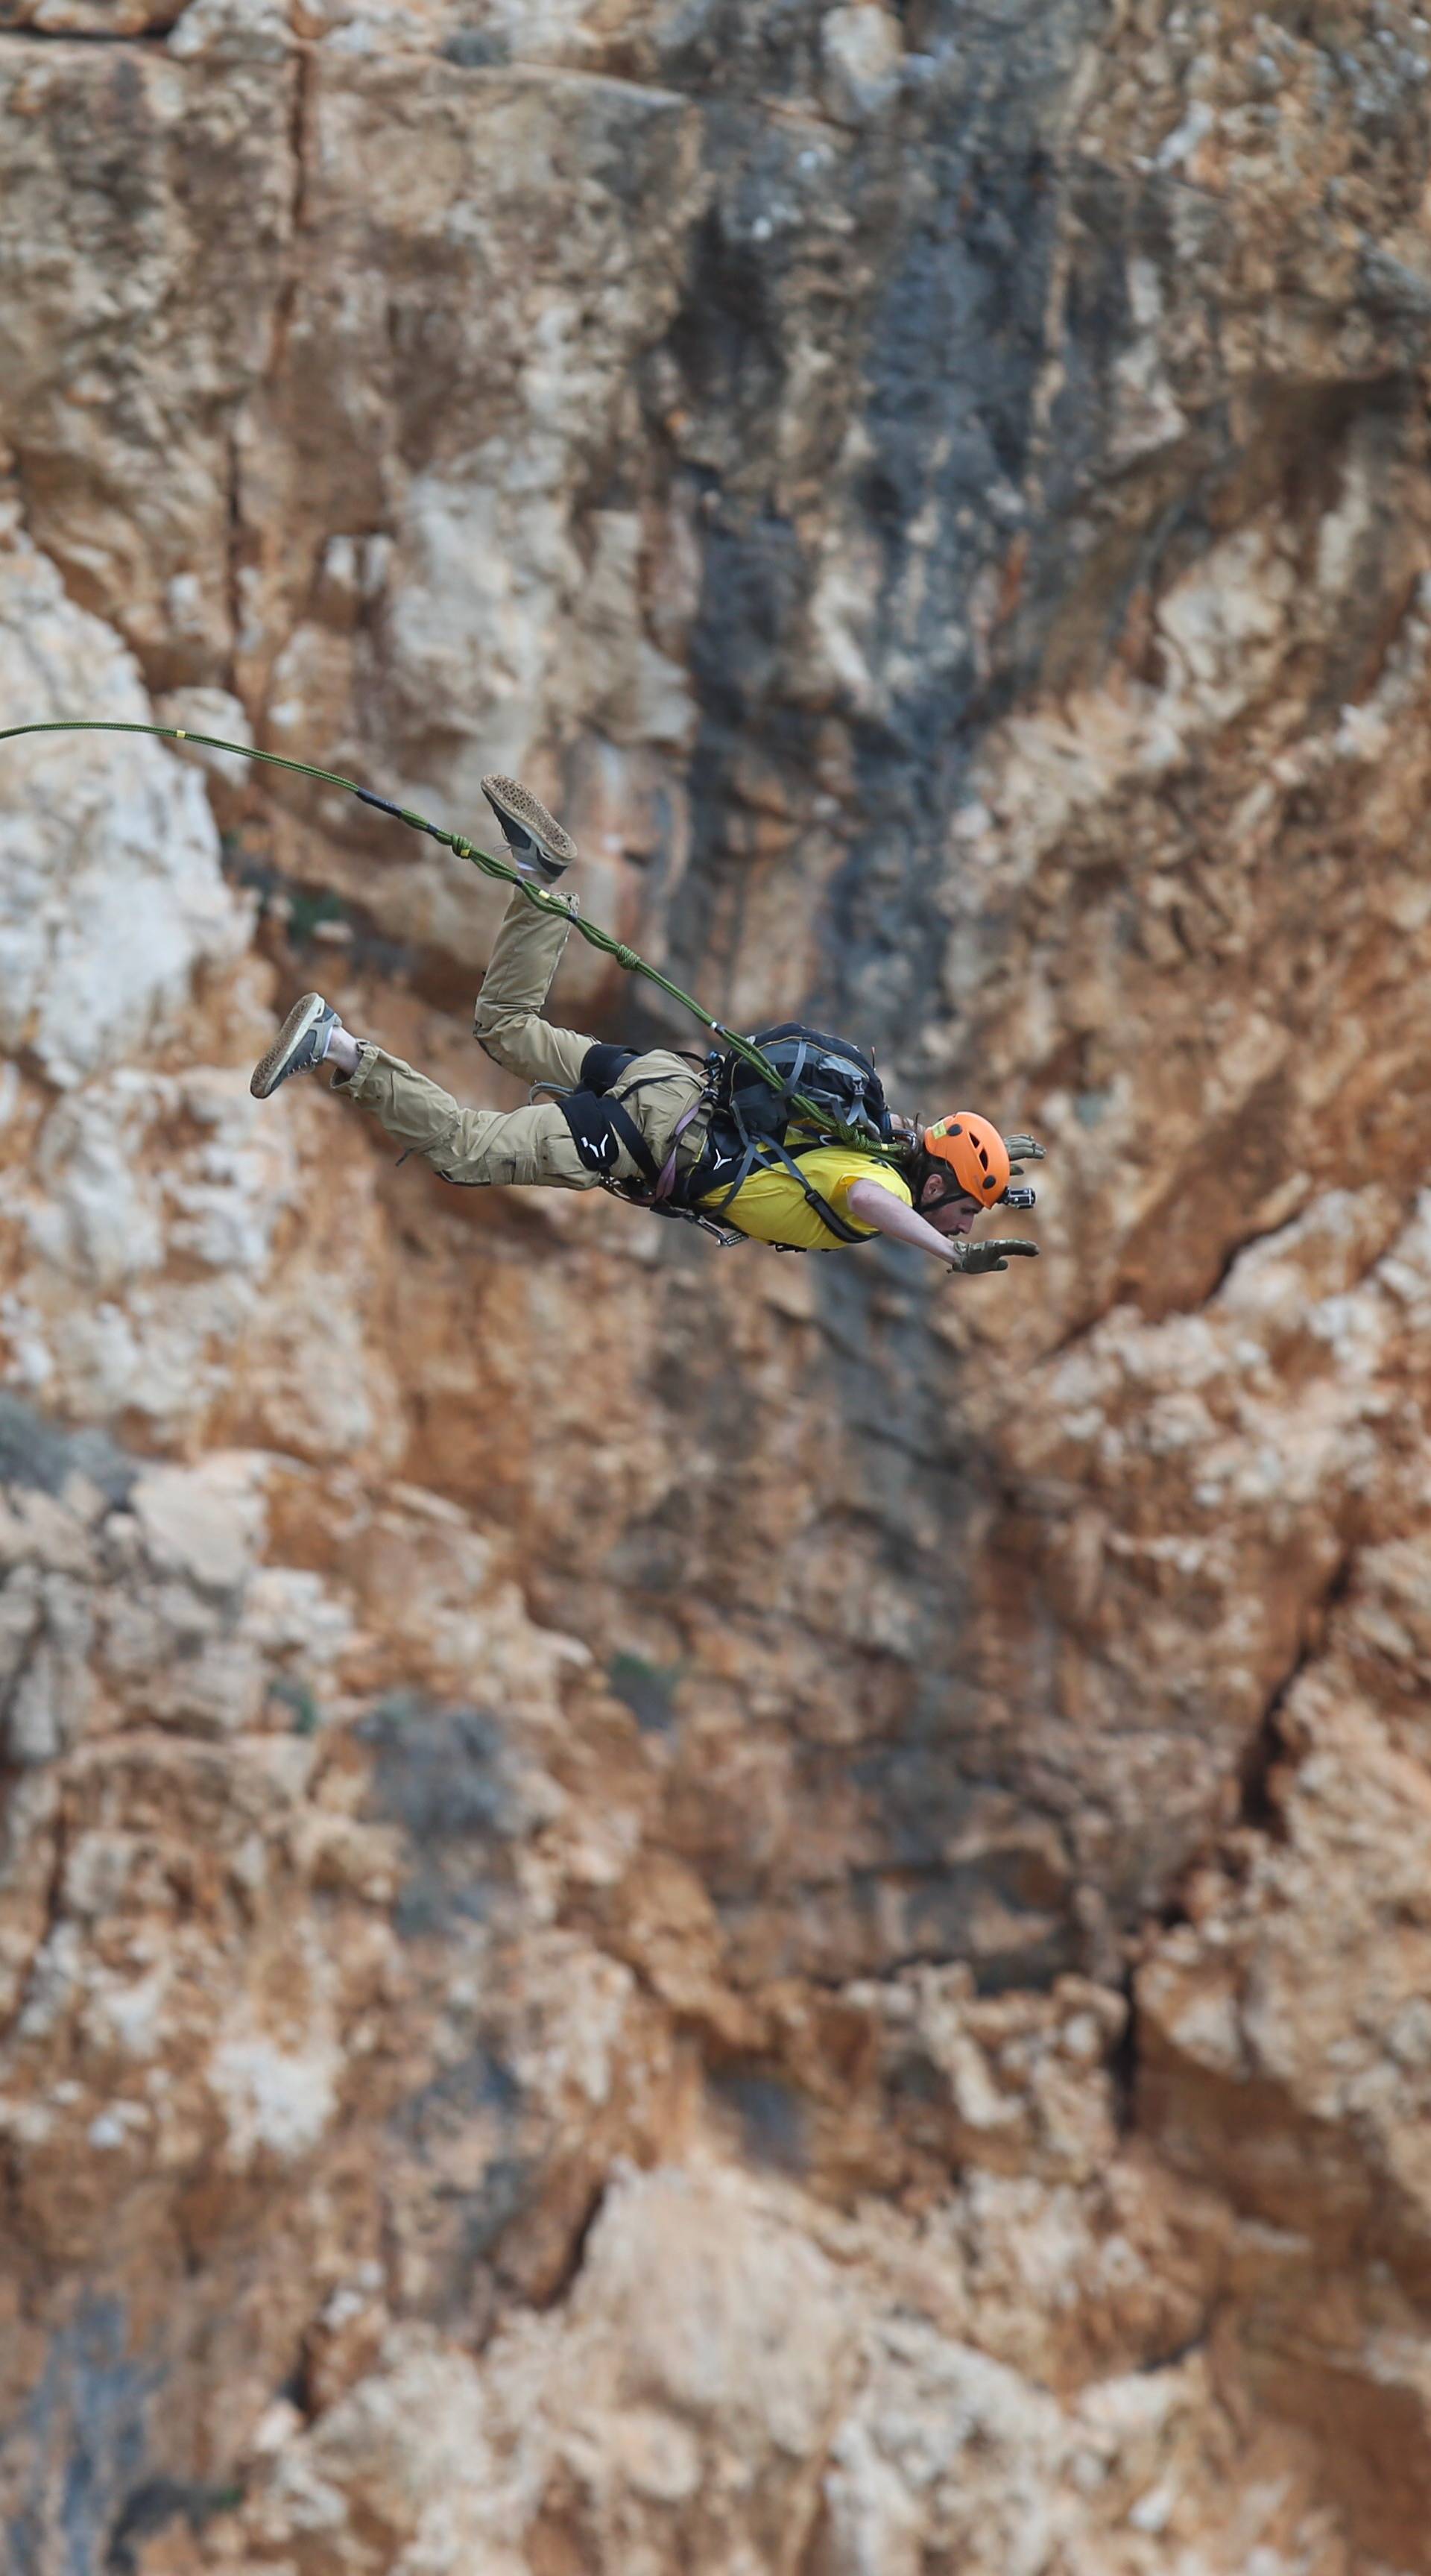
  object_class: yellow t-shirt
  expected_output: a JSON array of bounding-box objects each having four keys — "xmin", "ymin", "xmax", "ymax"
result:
[{"xmin": 698, "ymin": 1146, "xmax": 912, "ymax": 1251}]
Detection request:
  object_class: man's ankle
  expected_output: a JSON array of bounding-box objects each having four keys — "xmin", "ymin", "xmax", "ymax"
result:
[{"xmin": 327, "ymin": 1025, "xmax": 361, "ymax": 1078}]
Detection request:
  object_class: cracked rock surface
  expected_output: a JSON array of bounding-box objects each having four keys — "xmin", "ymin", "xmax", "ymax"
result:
[{"xmin": 2, "ymin": 0, "xmax": 1431, "ymax": 2566}]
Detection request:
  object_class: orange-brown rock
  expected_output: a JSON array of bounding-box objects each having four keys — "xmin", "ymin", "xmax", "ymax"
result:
[{"xmin": 4, "ymin": 0, "xmax": 1431, "ymax": 2569}]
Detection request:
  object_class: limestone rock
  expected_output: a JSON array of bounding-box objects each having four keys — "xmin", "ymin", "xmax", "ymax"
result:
[
  {"xmin": 818, "ymin": 4, "xmax": 904, "ymax": 124},
  {"xmin": 4, "ymin": 0, "xmax": 1431, "ymax": 2567},
  {"xmin": 0, "ymin": 538, "xmax": 245, "ymax": 1087}
]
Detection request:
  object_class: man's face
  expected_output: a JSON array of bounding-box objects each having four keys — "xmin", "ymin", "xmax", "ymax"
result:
[{"xmin": 919, "ymin": 1175, "xmax": 984, "ymax": 1237}]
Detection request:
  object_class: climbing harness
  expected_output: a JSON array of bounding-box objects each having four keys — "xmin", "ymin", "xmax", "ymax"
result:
[{"xmin": 0, "ymin": 718, "xmax": 909, "ymax": 1184}]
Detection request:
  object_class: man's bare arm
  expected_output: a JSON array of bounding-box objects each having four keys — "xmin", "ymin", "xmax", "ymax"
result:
[
  {"xmin": 846, "ymin": 1180, "xmax": 963, "ymax": 1266},
  {"xmin": 845, "ymin": 1180, "xmax": 1039, "ymax": 1275}
]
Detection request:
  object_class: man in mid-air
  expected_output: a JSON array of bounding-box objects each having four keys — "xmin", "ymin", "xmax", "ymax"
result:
[{"xmin": 250, "ymin": 776, "xmax": 1041, "ymax": 1278}]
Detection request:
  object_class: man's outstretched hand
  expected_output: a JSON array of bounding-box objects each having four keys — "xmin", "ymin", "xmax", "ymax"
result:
[
  {"xmin": 949, "ymin": 1238, "xmax": 1040, "ymax": 1275},
  {"xmin": 844, "ymin": 1178, "xmax": 1042, "ymax": 1279}
]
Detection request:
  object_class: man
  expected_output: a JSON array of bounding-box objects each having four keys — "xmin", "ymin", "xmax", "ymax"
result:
[{"xmin": 250, "ymin": 776, "xmax": 1040, "ymax": 1278}]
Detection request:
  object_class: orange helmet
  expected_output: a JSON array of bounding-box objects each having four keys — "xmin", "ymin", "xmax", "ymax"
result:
[{"xmin": 923, "ymin": 1113, "xmax": 1011, "ymax": 1205}]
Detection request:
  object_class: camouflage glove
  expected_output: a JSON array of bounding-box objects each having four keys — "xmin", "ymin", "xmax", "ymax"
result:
[
  {"xmin": 1003, "ymin": 1134, "xmax": 1046, "ymax": 1171},
  {"xmin": 948, "ymin": 1238, "xmax": 1040, "ymax": 1276}
]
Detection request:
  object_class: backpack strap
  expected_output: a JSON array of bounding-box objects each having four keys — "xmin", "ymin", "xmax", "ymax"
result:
[
  {"xmin": 689, "ymin": 1131, "xmax": 761, "ymax": 1220},
  {"xmin": 688, "ymin": 1131, "xmax": 871, "ymax": 1247},
  {"xmin": 773, "ymin": 1035, "xmax": 808, "ymax": 1121},
  {"xmin": 756, "ymin": 1137, "xmax": 871, "ymax": 1245}
]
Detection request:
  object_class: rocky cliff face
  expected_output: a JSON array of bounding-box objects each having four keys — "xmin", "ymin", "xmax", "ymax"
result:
[{"xmin": 3, "ymin": 0, "xmax": 1431, "ymax": 2567}]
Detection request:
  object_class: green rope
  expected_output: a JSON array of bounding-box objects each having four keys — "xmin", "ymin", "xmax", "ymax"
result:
[{"xmin": 0, "ymin": 716, "xmax": 907, "ymax": 1162}]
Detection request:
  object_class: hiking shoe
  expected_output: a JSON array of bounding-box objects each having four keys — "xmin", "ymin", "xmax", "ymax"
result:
[
  {"xmin": 250, "ymin": 992, "xmax": 341, "ymax": 1099},
  {"xmin": 481, "ymin": 774, "xmax": 578, "ymax": 884}
]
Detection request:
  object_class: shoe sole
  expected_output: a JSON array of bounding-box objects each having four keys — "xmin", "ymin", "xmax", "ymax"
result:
[
  {"xmin": 481, "ymin": 773, "xmax": 578, "ymax": 877},
  {"xmin": 250, "ymin": 991, "xmax": 327, "ymax": 1099}
]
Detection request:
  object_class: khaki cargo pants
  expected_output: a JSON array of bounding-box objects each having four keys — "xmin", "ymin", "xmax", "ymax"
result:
[{"xmin": 340, "ymin": 886, "xmax": 709, "ymax": 1194}]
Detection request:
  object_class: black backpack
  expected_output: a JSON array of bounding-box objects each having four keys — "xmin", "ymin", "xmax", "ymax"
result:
[
  {"xmin": 555, "ymin": 1023, "xmax": 900, "ymax": 1248},
  {"xmin": 681, "ymin": 1022, "xmax": 896, "ymax": 1245}
]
